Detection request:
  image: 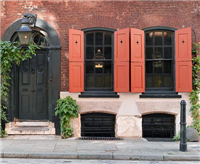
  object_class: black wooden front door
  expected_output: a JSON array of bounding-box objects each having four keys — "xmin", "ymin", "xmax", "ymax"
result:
[{"xmin": 19, "ymin": 51, "xmax": 48, "ymax": 120}]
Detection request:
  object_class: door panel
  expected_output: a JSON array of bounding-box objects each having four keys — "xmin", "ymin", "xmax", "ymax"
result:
[{"xmin": 19, "ymin": 51, "xmax": 48, "ymax": 120}]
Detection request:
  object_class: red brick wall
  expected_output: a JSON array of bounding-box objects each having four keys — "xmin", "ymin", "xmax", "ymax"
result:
[{"xmin": 1, "ymin": 0, "xmax": 200, "ymax": 91}]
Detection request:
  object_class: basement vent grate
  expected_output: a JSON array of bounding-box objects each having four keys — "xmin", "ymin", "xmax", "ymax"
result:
[
  {"xmin": 77, "ymin": 137, "xmax": 123, "ymax": 141},
  {"xmin": 145, "ymin": 138, "xmax": 175, "ymax": 142}
]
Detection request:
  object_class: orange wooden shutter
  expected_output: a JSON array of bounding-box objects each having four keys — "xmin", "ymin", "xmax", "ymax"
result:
[
  {"xmin": 114, "ymin": 28, "xmax": 129, "ymax": 92},
  {"xmin": 175, "ymin": 27, "xmax": 192, "ymax": 92},
  {"xmin": 131, "ymin": 63, "xmax": 145, "ymax": 92},
  {"xmin": 114, "ymin": 28, "xmax": 129, "ymax": 62},
  {"xmin": 131, "ymin": 28, "xmax": 145, "ymax": 93},
  {"xmin": 69, "ymin": 29, "xmax": 84, "ymax": 92}
]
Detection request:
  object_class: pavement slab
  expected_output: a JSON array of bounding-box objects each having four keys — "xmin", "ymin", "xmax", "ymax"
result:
[{"xmin": 0, "ymin": 135, "xmax": 200, "ymax": 161}]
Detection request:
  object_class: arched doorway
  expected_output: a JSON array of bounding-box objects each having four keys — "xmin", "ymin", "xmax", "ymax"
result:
[{"xmin": 2, "ymin": 18, "xmax": 61, "ymax": 134}]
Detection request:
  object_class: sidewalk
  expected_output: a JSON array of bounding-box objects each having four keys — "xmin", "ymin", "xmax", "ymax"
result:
[{"xmin": 0, "ymin": 135, "xmax": 200, "ymax": 161}]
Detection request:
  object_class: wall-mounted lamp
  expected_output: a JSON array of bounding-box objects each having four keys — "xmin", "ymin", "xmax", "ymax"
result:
[{"xmin": 16, "ymin": 13, "xmax": 37, "ymax": 46}]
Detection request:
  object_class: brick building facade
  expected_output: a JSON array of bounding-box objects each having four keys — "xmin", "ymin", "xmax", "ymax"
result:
[{"xmin": 1, "ymin": 0, "xmax": 200, "ymax": 138}]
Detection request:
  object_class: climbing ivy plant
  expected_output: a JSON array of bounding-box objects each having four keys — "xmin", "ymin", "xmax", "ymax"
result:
[
  {"xmin": 189, "ymin": 42, "xmax": 200, "ymax": 134},
  {"xmin": 0, "ymin": 41, "xmax": 39, "ymax": 137},
  {"xmin": 55, "ymin": 96, "xmax": 79, "ymax": 139}
]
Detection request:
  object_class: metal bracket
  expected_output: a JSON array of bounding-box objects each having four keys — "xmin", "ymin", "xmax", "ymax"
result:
[{"xmin": 24, "ymin": 13, "xmax": 37, "ymax": 27}]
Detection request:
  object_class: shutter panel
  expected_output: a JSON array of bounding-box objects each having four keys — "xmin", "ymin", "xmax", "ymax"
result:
[
  {"xmin": 131, "ymin": 63, "xmax": 145, "ymax": 92},
  {"xmin": 175, "ymin": 27, "xmax": 191, "ymax": 62},
  {"xmin": 175, "ymin": 27, "xmax": 192, "ymax": 92},
  {"xmin": 114, "ymin": 28, "xmax": 129, "ymax": 62},
  {"xmin": 176, "ymin": 62, "xmax": 192, "ymax": 92},
  {"xmin": 69, "ymin": 29, "xmax": 84, "ymax": 92},
  {"xmin": 69, "ymin": 29, "xmax": 84, "ymax": 62},
  {"xmin": 69, "ymin": 62, "xmax": 84, "ymax": 92},
  {"xmin": 114, "ymin": 62, "xmax": 129, "ymax": 92},
  {"xmin": 131, "ymin": 28, "xmax": 144, "ymax": 62},
  {"xmin": 114, "ymin": 28, "xmax": 129, "ymax": 92},
  {"xmin": 131, "ymin": 28, "xmax": 145, "ymax": 93}
]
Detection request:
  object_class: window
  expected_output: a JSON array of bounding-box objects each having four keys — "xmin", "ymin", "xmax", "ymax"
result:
[
  {"xmin": 81, "ymin": 113, "xmax": 115, "ymax": 137},
  {"xmin": 145, "ymin": 30, "xmax": 174, "ymax": 91},
  {"xmin": 142, "ymin": 113, "xmax": 175, "ymax": 138},
  {"xmin": 85, "ymin": 31, "xmax": 114, "ymax": 91}
]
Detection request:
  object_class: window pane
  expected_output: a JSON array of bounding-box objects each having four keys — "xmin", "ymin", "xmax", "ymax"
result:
[
  {"xmin": 95, "ymin": 47, "xmax": 103, "ymax": 58},
  {"xmin": 104, "ymin": 47, "xmax": 112, "ymax": 59},
  {"xmin": 164, "ymin": 32, "xmax": 172, "ymax": 45},
  {"xmin": 164, "ymin": 47, "xmax": 172, "ymax": 59},
  {"xmin": 104, "ymin": 62, "xmax": 111, "ymax": 74},
  {"xmin": 146, "ymin": 76, "xmax": 153, "ymax": 88},
  {"xmin": 154, "ymin": 61, "xmax": 162, "ymax": 74},
  {"xmin": 146, "ymin": 47, "xmax": 153, "ymax": 59},
  {"xmin": 86, "ymin": 33, "xmax": 94, "ymax": 45},
  {"xmin": 86, "ymin": 75, "xmax": 94, "ymax": 88},
  {"xmin": 164, "ymin": 76, "xmax": 172, "ymax": 87},
  {"xmin": 164, "ymin": 61, "xmax": 172, "ymax": 74},
  {"xmin": 146, "ymin": 32, "xmax": 153, "ymax": 45},
  {"xmin": 155, "ymin": 32, "xmax": 162, "ymax": 45},
  {"xmin": 86, "ymin": 62, "xmax": 94, "ymax": 73},
  {"xmin": 146, "ymin": 62, "xmax": 153, "ymax": 74},
  {"xmin": 95, "ymin": 33, "xmax": 103, "ymax": 45},
  {"xmin": 95, "ymin": 76, "xmax": 103, "ymax": 87},
  {"xmin": 95, "ymin": 68, "xmax": 102, "ymax": 74},
  {"xmin": 104, "ymin": 33, "xmax": 112, "ymax": 45},
  {"xmin": 86, "ymin": 47, "xmax": 94, "ymax": 59},
  {"xmin": 105, "ymin": 75, "xmax": 111, "ymax": 88},
  {"xmin": 154, "ymin": 47, "xmax": 162, "ymax": 59},
  {"xmin": 154, "ymin": 76, "xmax": 162, "ymax": 87}
]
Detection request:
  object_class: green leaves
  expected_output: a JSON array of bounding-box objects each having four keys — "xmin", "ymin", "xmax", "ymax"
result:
[
  {"xmin": 0, "ymin": 41, "xmax": 39, "ymax": 137},
  {"xmin": 55, "ymin": 96, "xmax": 79, "ymax": 139},
  {"xmin": 189, "ymin": 43, "xmax": 200, "ymax": 134}
]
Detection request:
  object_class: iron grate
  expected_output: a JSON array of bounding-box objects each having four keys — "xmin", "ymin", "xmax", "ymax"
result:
[
  {"xmin": 145, "ymin": 137, "xmax": 175, "ymax": 142},
  {"xmin": 77, "ymin": 137, "xmax": 123, "ymax": 141}
]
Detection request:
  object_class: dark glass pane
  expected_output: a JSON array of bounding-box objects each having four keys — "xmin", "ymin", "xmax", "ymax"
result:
[
  {"xmin": 146, "ymin": 62, "xmax": 153, "ymax": 74},
  {"xmin": 146, "ymin": 76, "xmax": 153, "ymax": 88},
  {"xmin": 154, "ymin": 47, "xmax": 162, "ymax": 59},
  {"xmin": 86, "ymin": 33, "xmax": 94, "ymax": 45},
  {"xmin": 95, "ymin": 76, "xmax": 103, "ymax": 87},
  {"xmin": 86, "ymin": 47, "xmax": 94, "ymax": 59},
  {"xmin": 164, "ymin": 76, "xmax": 172, "ymax": 87},
  {"xmin": 164, "ymin": 32, "xmax": 172, "ymax": 45},
  {"xmin": 164, "ymin": 47, "xmax": 172, "ymax": 59},
  {"xmin": 146, "ymin": 32, "xmax": 153, "ymax": 45},
  {"xmin": 154, "ymin": 76, "xmax": 162, "ymax": 87},
  {"xmin": 104, "ymin": 47, "xmax": 112, "ymax": 59},
  {"xmin": 154, "ymin": 61, "xmax": 162, "ymax": 74},
  {"xmin": 86, "ymin": 62, "xmax": 94, "ymax": 74},
  {"xmin": 86, "ymin": 76, "xmax": 94, "ymax": 88},
  {"xmin": 164, "ymin": 61, "xmax": 172, "ymax": 74},
  {"xmin": 95, "ymin": 33, "xmax": 103, "ymax": 45},
  {"xmin": 105, "ymin": 75, "xmax": 111, "ymax": 88},
  {"xmin": 104, "ymin": 33, "xmax": 112, "ymax": 45},
  {"xmin": 146, "ymin": 47, "xmax": 153, "ymax": 59},
  {"xmin": 155, "ymin": 32, "xmax": 162, "ymax": 45},
  {"xmin": 104, "ymin": 62, "xmax": 111, "ymax": 74},
  {"xmin": 95, "ymin": 47, "xmax": 103, "ymax": 59},
  {"xmin": 95, "ymin": 68, "xmax": 102, "ymax": 74}
]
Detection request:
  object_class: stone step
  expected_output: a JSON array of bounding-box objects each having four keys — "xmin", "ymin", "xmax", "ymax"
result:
[
  {"xmin": 15, "ymin": 122, "xmax": 50, "ymax": 127},
  {"xmin": 5, "ymin": 122, "xmax": 56, "ymax": 135}
]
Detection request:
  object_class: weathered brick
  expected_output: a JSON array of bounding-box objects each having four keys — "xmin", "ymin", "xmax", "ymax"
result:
[{"xmin": 1, "ymin": 0, "xmax": 200, "ymax": 91}]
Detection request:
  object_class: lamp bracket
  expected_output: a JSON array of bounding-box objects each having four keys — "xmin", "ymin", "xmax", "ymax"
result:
[{"xmin": 24, "ymin": 13, "xmax": 37, "ymax": 27}]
